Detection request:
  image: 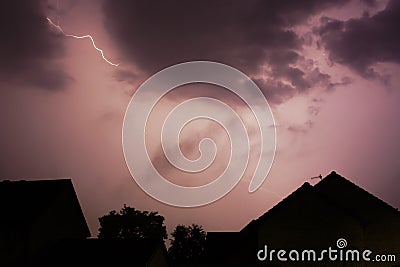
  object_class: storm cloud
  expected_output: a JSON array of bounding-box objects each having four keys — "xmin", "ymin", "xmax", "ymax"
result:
[
  {"xmin": 316, "ymin": 0, "xmax": 400, "ymax": 77},
  {"xmin": 103, "ymin": 0, "xmax": 348, "ymax": 103},
  {"xmin": 0, "ymin": 0, "xmax": 69, "ymax": 90}
]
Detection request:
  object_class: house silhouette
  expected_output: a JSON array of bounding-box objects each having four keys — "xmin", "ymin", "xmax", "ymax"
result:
[
  {"xmin": 203, "ymin": 171, "xmax": 400, "ymax": 266},
  {"xmin": 0, "ymin": 179, "xmax": 169, "ymax": 267},
  {"xmin": 0, "ymin": 179, "xmax": 90, "ymax": 266}
]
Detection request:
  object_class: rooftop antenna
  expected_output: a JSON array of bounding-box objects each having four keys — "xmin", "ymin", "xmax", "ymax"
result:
[{"xmin": 311, "ymin": 174, "xmax": 322, "ymax": 181}]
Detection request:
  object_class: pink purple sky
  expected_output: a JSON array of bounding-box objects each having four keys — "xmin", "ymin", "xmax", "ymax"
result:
[{"xmin": 0, "ymin": 0, "xmax": 399, "ymax": 237}]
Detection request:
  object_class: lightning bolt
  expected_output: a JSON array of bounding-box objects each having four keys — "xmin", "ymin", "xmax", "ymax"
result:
[{"xmin": 47, "ymin": 17, "xmax": 119, "ymax": 67}]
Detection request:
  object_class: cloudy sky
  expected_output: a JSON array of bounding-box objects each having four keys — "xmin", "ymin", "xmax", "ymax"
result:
[{"xmin": 1, "ymin": 0, "xmax": 399, "ymax": 236}]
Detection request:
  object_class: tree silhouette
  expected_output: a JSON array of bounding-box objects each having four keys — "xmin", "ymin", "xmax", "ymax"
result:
[
  {"xmin": 97, "ymin": 204, "xmax": 167, "ymax": 241},
  {"xmin": 168, "ymin": 224, "xmax": 206, "ymax": 264}
]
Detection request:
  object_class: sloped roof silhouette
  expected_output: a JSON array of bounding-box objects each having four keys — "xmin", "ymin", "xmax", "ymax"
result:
[
  {"xmin": 241, "ymin": 182, "xmax": 314, "ymax": 234},
  {"xmin": 204, "ymin": 171, "xmax": 400, "ymax": 265},
  {"xmin": 0, "ymin": 178, "xmax": 90, "ymax": 237},
  {"xmin": 241, "ymin": 171, "xmax": 400, "ymax": 233},
  {"xmin": 315, "ymin": 171, "xmax": 399, "ymax": 225}
]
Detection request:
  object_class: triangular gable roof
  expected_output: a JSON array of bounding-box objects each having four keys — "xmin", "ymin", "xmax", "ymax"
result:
[
  {"xmin": 0, "ymin": 179, "xmax": 90, "ymax": 237},
  {"xmin": 241, "ymin": 182, "xmax": 314, "ymax": 233},
  {"xmin": 241, "ymin": 171, "xmax": 400, "ymax": 232},
  {"xmin": 314, "ymin": 171, "xmax": 400, "ymax": 225}
]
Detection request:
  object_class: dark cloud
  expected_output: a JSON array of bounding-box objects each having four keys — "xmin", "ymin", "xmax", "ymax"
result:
[
  {"xmin": 103, "ymin": 0, "xmax": 348, "ymax": 104},
  {"xmin": 316, "ymin": 0, "xmax": 400, "ymax": 77},
  {"xmin": 0, "ymin": 0, "xmax": 69, "ymax": 90}
]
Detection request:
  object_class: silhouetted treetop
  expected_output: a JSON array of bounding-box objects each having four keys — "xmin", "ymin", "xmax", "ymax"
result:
[
  {"xmin": 97, "ymin": 204, "xmax": 167, "ymax": 241},
  {"xmin": 168, "ymin": 224, "xmax": 206, "ymax": 264}
]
